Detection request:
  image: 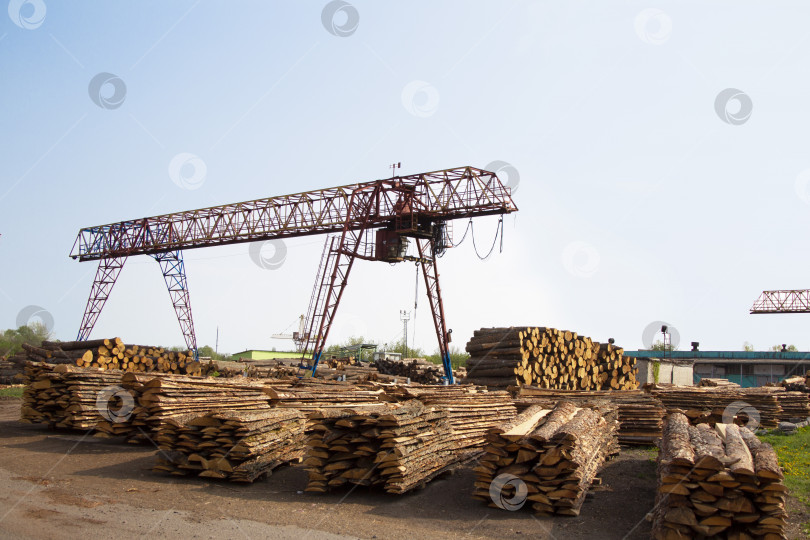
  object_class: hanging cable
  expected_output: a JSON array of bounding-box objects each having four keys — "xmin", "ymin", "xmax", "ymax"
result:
[
  {"xmin": 450, "ymin": 218, "xmax": 473, "ymax": 248},
  {"xmin": 470, "ymin": 216, "xmax": 504, "ymax": 260},
  {"xmin": 412, "ymin": 262, "xmax": 419, "ymax": 355}
]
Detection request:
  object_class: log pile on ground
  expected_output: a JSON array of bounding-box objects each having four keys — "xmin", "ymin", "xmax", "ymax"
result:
[
  {"xmin": 19, "ymin": 338, "xmax": 227, "ymax": 376},
  {"xmin": 465, "ymin": 327, "xmax": 637, "ymax": 390},
  {"xmin": 265, "ymin": 379, "xmax": 386, "ymax": 417},
  {"xmin": 766, "ymin": 388, "xmax": 810, "ymax": 421},
  {"xmin": 651, "ymin": 412, "xmax": 786, "ymax": 539},
  {"xmin": 779, "ymin": 373, "xmax": 810, "ymax": 393},
  {"xmin": 0, "ymin": 357, "xmax": 24, "ymax": 384},
  {"xmin": 513, "ymin": 386, "xmax": 665, "ymax": 445},
  {"xmin": 473, "ymin": 400, "xmax": 619, "ymax": 516},
  {"xmin": 373, "ymin": 357, "xmax": 446, "ymax": 384},
  {"xmin": 153, "ymin": 407, "xmax": 308, "ymax": 482},
  {"xmin": 649, "ymin": 386, "xmax": 782, "ymax": 429}
]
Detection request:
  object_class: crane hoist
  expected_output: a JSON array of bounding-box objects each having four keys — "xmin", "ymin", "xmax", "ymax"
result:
[{"xmin": 70, "ymin": 166, "xmax": 518, "ymax": 383}]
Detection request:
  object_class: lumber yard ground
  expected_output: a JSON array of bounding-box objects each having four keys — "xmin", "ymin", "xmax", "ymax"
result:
[{"xmin": 0, "ymin": 398, "xmax": 807, "ymax": 539}]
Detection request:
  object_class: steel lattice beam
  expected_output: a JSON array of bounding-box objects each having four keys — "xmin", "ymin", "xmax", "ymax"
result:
[
  {"xmin": 750, "ymin": 290, "xmax": 810, "ymax": 314},
  {"xmin": 76, "ymin": 256, "xmax": 127, "ymax": 340},
  {"xmin": 153, "ymin": 250, "xmax": 197, "ymax": 352},
  {"xmin": 70, "ymin": 167, "xmax": 516, "ymax": 261}
]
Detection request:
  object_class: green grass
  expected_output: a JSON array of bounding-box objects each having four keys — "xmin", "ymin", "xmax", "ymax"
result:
[
  {"xmin": 759, "ymin": 426, "xmax": 810, "ymax": 535},
  {"xmin": 0, "ymin": 386, "xmax": 23, "ymax": 398}
]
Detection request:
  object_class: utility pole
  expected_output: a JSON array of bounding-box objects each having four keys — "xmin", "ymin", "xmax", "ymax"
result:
[{"xmin": 400, "ymin": 310, "xmax": 410, "ymax": 359}]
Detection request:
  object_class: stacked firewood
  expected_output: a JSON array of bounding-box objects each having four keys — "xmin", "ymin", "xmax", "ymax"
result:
[
  {"xmin": 373, "ymin": 357, "xmax": 447, "ymax": 384},
  {"xmin": 767, "ymin": 388, "xmax": 810, "ymax": 421},
  {"xmin": 473, "ymin": 400, "xmax": 619, "ymax": 516},
  {"xmin": 465, "ymin": 327, "xmax": 637, "ymax": 390},
  {"xmin": 651, "ymin": 412, "xmax": 786, "ymax": 539},
  {"xmin": 779, "ymin": 374, "xmax": 809, "ymax": 393},
  {"xmin": 0, "ymin": 357, "xmax": 23, "ymax": 384},
  {"xmin": 650, "ymin": 386, "xmax": 782, "ymax": 429},
  {"xmin": 19, "ymin": 363, "xmax": 138, "ymax": 432},
  {"xmin": 153, "ymin": 406, "xmax": 308, "ymax": 482},
  {"xmin": 513, "ymin": 386, "xmax": 664, "ymax": 445},
  {"xmin": 265, "ymin": 379, "xmax": 386, "ymax": 417}
]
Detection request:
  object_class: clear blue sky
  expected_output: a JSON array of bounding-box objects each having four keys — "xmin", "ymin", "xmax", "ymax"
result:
[{"xmin": 2, "ymin": 1, "xmax": 809, "ymax": 355}]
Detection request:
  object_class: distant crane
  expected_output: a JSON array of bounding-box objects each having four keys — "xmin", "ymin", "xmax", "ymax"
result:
[
  {"xmin": 750, "ymin": 290, "xmax": 810, "ymax": 314},
  {"xmin": 271, "ymin": 315, "xmax": 306, "ymax": 352},
  {"xmin": 70, "ymin": 166, "xmax": 517, "ymax": 383}
]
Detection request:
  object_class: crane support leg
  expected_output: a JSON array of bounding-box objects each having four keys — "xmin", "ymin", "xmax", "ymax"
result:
[
  {"xmin": 152, "ymin": 250, "xmax": 198, "ymax": 356},
  {"xmin": 306, "ymin": 231, "xmax": 365, "ymax": 375},
  {"xmin": 77, "ymin": 256, "xmax": 128, "ymax": 341},
  {"xmin": 416, "ymin": 238, "xmax": 454, "ymax": 384}
]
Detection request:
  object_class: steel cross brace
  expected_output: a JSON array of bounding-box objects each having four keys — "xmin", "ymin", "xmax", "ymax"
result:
[
  {"xmin": 76, "ymin": 256, "xmax": 128, "ymax": 341},
  {"xmin": 153, "ymin": 250, "xmax": 198, "ymax": 355}
]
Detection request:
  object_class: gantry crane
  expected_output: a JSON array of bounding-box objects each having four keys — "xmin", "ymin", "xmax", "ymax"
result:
[
  {"xmin": 750, "ymin": 290, "xmax": 810, "ymax": 314},
  {"xmin": 70, "ymin": 166, "xmax": 518, "ymax": 383}
]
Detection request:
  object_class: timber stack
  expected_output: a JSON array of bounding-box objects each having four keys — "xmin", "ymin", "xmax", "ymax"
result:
[
  {"xmin": 514, "ymin": 386, "xmax": 664, "ymax": 445},
  {"xmin": 649, "ymin": 386, "xmax": 782, "ymax": 429},
  {"xmin": 698, "ymin": 378, "xmax": 741, "ymax": 388},
  {"xmin": 465, "ymin": 327, "xmax": 637, "ymax": 390},
  {"xmin": 651, "ymin": 412, "xmax": 786, "ymax": 539},
  {"xmin": 20, "ymin": 362, "xmax": 138, "ymax": 433},
  {"xmin": 20, "ymin": 338, "xmax": 224, "ymax": 376},
  {"xmin": 153, "ymin": 406, "xmax": 307, "ymax": 482},
  {"xmin": 305, "ymin": 399, "xmax": 480, "ymax": 494},
  {"xmin": 473, "ymin": 400, "xmax": 619, "ymax": 516},
  {"xmin": 373, "ymin": 357, "xmax": 447, "ymax": 384},
  {"xmin": 121, "ymin": 373, "xmax": 277, "ymax": 443}
]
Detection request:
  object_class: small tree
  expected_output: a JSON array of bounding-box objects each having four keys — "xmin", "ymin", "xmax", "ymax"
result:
[
  {"xmin": 0, "ymin": 323, "xmax": 52, "ymax": 357},
  {"xmin": 650, "ymin": 340, "xmax": 676, "ymax": 352},
  {"xmin": 770, "ymin": 344, "xmax": 798, "ymax": 352},
  {"xmin": 743, "ymin": 342, "xmax": 755, "ymax": 352}
]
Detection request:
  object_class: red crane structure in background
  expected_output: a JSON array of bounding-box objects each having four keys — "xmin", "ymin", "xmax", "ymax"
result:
[
  {"xmin": 750, "ymin": 290, "xmax": 810, "ymax": 314},
  {"xmin": 70, "ymin": 166, "xmax": 518, "ymax": 383}
]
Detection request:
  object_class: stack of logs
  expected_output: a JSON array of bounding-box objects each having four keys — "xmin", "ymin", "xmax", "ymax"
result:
[
  {"xmin": 650, "ymin": 386, "xmax": 783, "ymax": 430},
  {"xmin": 513, "ymin": 386, "xmax": 664, "ymax": 445},
  {"xmin": 465, "ymin": 327, "xmax": 637, "ymax": 390},
  {"xmin": 698, "ymin": 378, "xmax": 741, "ymax": 388},
  {"xmin": 652, "ymin": 412, "xmax": 786, "ymax": 539},
  {"xmin": 373, "ymin": 357, "xmax": 447, "ymax": 384},
  {"xmin": 473, "ymin": 400, "xmax": 619, "ymax": 516},
  {"xmin": 18, "ymin": 339, "xmax": 223, "ymax": 376},
  {"xmin": 153, "ymin": 406, "xmax": 308, "ymax": 482},
  {"xmin": 305, "ymin": 385, "xmax": 516, "ymax": 494}
]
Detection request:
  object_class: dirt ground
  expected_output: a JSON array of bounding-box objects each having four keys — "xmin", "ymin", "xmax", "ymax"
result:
[{"xmin": 0, "ymin": 399, "xmax": 805, "ymax": 539}]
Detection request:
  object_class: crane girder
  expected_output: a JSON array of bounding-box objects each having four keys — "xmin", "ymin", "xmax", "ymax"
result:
[
  {"xmin": 70, "ymin": 166, "xmax": 516, "ymax": 262},
  {"xmin": 750, "ymin": 290, "xmax": 810, "ymax": 313}
]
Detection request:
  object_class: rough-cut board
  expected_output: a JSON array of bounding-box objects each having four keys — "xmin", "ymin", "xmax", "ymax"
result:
[{"xmin": 652, "ymin": 412, "xmax": 786, "ymax": 539}]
